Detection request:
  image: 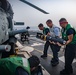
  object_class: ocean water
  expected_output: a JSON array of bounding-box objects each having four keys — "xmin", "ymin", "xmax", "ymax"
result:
[{"xmin": 29, "ymin": 26, "xmax": 39, "ymax": 31}]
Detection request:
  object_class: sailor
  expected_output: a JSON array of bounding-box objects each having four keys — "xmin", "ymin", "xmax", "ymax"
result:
[
  {"xmin": 57, "ymin": 18, "xmax": 76, "ymax": 75},
  {"xmin": 0, "ymin": 55, "xmax": 40, "ymax": 75},
  {"xmin": 45, "ymin": 19, "xmax": 61, "ymax": 66}
]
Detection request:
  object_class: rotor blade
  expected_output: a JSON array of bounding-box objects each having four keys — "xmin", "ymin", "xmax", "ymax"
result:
[{"xmin": 19, "ymin": 0, "xmax": 49, "ymax": 14}]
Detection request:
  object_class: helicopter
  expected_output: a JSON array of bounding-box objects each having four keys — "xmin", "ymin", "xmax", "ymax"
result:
[
  {"xmin": 0, "ymin": 0, "xmax": 49, "ymax": 58},
  {"xmin": 0, "ymin": 0, "xmax": 28, "ymax": 58},
  {"xmin": 19, "ymin": 0, "xmax": 49, "ymax": 14},
  {"xmin": 0, "ymin": 0, "xmax": 49, "ymax": 74}
]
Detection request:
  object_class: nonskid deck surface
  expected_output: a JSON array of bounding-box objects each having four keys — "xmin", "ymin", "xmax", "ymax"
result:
[
  {"xmin": 16, "ymin": 41, "xmax": 50, "ymax": 75},
  {"xmin": 16, "ymin": 36, "xmax": 76, "ymax": 75}
]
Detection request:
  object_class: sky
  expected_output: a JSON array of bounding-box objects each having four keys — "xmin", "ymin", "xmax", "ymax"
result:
[{"xmin": 8, "ymin": 0, "xmax": 76, "ymax": 29}]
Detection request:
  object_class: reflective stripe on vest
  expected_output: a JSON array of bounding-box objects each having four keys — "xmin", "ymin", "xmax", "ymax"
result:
[{"xmin": 22, "ymin": 58, "xmax": 28, "ymax": 67}]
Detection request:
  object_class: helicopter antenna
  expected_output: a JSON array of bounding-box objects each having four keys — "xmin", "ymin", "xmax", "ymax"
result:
[{"xmin": 19, "ymin": 0, "xmax": 49, "ymax": 14}]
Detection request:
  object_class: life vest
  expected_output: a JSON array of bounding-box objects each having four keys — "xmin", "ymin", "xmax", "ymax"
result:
[
  {"xmin": 43, "ymin": 27, "xmax": 50, "ymax": 35},
  {"xmin": 62, "ymin": 24, "xmax": 76, "ymax": 44},
  {"xmin": 0, "ymin": 57, "xmax": 30, "ymax": 75}
]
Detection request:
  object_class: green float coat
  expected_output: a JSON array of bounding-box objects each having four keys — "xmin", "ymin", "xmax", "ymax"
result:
[
  {"xmin": 62, "ymin": 24, "xmax": 76, "ymax": 44},
  {"xmin": 0, "ymin": 57, "xmax": 30, "ymax": 75}
]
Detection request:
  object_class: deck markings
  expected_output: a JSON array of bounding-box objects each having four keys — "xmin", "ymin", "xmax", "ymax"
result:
[
  {"xmin": 31, "ymin": 42, "xmax": 43, "ymax": 46},
  {"xmin": 33, "ymin": 48, "xmax": 76, "ymax": 63},
  {"xmin": 34, "ymin": 48, "xmax": 53, "ymax": 58}
]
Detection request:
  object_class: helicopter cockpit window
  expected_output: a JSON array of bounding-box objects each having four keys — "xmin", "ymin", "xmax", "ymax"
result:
[{"xmin": 14, "ymin": 22, "xmax": 24, "ymax": 26}]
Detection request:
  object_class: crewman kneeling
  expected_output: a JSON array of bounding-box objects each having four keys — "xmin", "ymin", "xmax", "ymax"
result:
[{"xmin": 0, "ymin": 55, "xmax": 40, "ymax": 75}]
